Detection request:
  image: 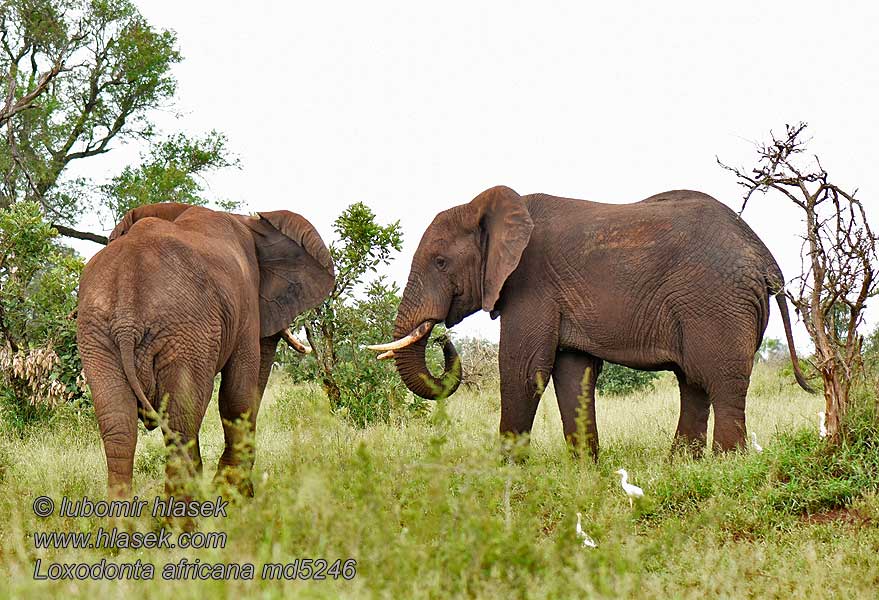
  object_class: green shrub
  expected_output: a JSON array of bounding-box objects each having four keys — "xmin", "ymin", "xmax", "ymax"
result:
[
  {"xmin": 287, "ymin": 203, "xmax": 411, "ymax": 426},
  {"xmin": 0, "ymin": 202, "xmax": 87, "ymax": 431},
  {"xmin": 597, "ymin": 362, "xmax": 660, "ymax": 396}
]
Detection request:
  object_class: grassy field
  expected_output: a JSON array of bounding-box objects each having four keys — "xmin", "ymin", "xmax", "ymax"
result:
[{"xmin": 1, "ymin": 365, "xmax": 878, "ymax": 598}]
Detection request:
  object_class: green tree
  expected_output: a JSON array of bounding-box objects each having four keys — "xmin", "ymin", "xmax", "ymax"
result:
[
  {"xmin": 0, "ymin": 0, "xmax": 236, "ymax": 242},
  {"xmin": 0, "ymin": 0, "xmax": 238, "ymax": 425},
  {"xmin": 290, "ymin": 203, "xmax": 408, "ymax": 426},
  {"xmin": 100, "ymin": 130, "xmax": 240, "ymax": 223},
  {"xmin": 0, "ymin": 201, "xmax": 84, "ymax": 428}
]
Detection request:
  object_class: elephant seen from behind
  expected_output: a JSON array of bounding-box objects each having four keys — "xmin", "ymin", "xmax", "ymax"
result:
[{"xmin": 77, "ymin": 203, "xmax": 334, "ymax": 497}]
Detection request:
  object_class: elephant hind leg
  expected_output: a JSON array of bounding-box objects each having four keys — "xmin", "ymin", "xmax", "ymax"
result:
[
  {"xmin": 672, "ymin": 370, "xmax": 710, "ymax": 458},
  {"xmin": 552, "ymin": 351, "xmax": 602, "ymax": 460},
  {"xmin": 83, "ymin": 348, "xmax": 139, "ymax": 498},
  {"xmin": 709, "ymin": 375, "xmax": 750, "ymax": 453},
  {"xmin": 214, "ymin": 337, "xmax": 265, "ymax": 497},
  {"xmin": 155, "ymin": 361, "xmax": 214, "ymax": 497}
]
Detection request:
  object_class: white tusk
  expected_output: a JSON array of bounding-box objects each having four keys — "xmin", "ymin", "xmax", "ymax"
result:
[
  {"xmin": 281, "ymin": 328, "xmax": 312, "ymax": 354},
  {"xmin": 366, "ymin": 321, "xmax": 433, "ymax": 352},
  {"xmin": 377, "ymin": 350, "xmax": 395, "ymax": 360}
]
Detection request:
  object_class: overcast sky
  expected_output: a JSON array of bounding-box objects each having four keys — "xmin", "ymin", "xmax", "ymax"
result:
[{"xmin": 70, "ymin": 1, "xmax": 879, "ymax": 349}]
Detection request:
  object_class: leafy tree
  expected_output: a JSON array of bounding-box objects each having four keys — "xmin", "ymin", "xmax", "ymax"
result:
[
  {"xmin": 596, "ymin": 362, "xmax": 659, "ymax": 396},
  {"xmin": 0, "ymin": 0, "xmax": 238, "ymax": 425},
  {"xmin": 0, "ymin": 0, "xmax": 236, "ymax": 242},
  {"xmin": 289, "ymin": 203, "xmax": 408, "ymax": 426},
  {"xmin": 0, "ymin": 201, "xmax": 84, "ymax": 428},
  {"xmin": 100, "ymin": 130, "xmax": 240, "ymax": 223}
]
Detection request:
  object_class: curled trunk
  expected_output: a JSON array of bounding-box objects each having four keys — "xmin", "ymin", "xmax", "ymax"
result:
[{"xmin": 392, "ymin": 321, "xmax": 462, "ymax": 400}]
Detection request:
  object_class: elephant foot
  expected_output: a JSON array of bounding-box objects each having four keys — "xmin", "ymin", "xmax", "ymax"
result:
[
  {"xmin": 567, "ymin": 442, "xmax": 599, "ymax": 463},
  {"xmin": 498, "ymin": 431, "xmax": 533, "ymax": 464},
  {"xmin": 669, "ymin": 435, "xmax": 707, "ymax": 460},
  {"xmin": 213, "ymin": 464, "xmax": 255, "ymax": 498}
]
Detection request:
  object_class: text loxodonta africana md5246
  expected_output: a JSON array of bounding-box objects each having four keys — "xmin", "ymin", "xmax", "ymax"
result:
[
  {"xmin": 370, "ymin": 186, "xmax": 812, "ymax": 458},
  {"xmin": 77, "ymin": 203, "xmax": 334, "ymax": 497}
]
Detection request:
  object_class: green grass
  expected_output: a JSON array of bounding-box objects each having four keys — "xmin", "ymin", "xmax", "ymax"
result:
[{"xmin": 1, "ymin": 365, "xmax": 878, "ymax": 598}]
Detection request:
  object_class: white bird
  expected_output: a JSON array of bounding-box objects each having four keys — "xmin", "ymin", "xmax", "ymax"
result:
[
  {"xmin": 614, "ymin": 468, "xmax": 644, "ymax": 507},
  {"xmin": 750, "ymin": 431, "xmax": 763, "ymax": 453},
  {"xmin": 575, "ymin": 512, "xmax": 597, "ymax": 548},
  {"xmin": 818, "ymin": 411, "xmax": 827, "ymax": 438}
]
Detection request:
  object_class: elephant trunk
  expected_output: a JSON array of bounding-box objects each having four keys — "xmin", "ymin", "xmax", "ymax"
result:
[
  {"xmin": 391, "ymin": 331, "xmax": 462, "ymax": 400},
  {"xmin": 369, "ymin": 273, "xmax": 462, "ymax": 399}
]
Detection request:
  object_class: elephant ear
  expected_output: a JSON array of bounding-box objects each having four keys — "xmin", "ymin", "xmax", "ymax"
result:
[
  {"xmin": 108, "ymin": 202, "xmax": 193, "ymax": 242},
  {"xmin": 472, "ymin": 186, "xmax": 534, "ymax": 313},
  {"xmin": 245, "ymin": 211, "xmax": 335, "ymax": 337}
]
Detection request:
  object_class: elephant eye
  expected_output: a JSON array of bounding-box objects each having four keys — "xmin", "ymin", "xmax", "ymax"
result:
[{"xmin": 434, "ymin": 255, "xmax": 448, "ymax": 272}]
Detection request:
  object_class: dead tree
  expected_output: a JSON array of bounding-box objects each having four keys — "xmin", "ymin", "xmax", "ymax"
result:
[{"xmin": 718, "ymin": 122, "xmax": 877, "ymax": 441}]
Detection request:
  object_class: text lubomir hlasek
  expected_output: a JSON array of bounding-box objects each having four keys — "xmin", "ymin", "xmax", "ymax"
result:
[{"xmin": 57, "ymin": 496, "xmax": 228, "ymax": 518}]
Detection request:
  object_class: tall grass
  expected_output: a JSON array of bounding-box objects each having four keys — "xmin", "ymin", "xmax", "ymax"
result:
[{"xmin": 1, "ymin": 364, "xmax": 877, "ymax": 598}]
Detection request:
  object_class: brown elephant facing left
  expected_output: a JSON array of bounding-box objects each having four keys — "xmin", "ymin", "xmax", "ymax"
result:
[{"xmin": 77, "ymin": 203, "xmax": 334, "ymax": 498}]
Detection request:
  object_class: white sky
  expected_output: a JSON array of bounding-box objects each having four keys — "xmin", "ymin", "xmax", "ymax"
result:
[{"xmin": 69, "ymin": 1, "xmax": 879, "ymax": 350}]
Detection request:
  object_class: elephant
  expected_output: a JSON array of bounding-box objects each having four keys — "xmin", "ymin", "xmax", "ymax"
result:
[
  {"xmin": 369, "ymin": 186, "xmax": 812, "ymax": 458},
  {"xmin": 77, "ymin": 203, "xmax": 334, "ymax": 497}
]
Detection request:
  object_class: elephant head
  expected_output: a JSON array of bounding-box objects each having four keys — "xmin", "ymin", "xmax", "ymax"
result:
[{"xmin": 370, "ymin": 186, "xmax": 533, "ymax": 399}]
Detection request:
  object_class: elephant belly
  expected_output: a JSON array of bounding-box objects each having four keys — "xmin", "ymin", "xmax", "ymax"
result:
[{"xmin": 557, "ymin": 311, "xmax": 681, "ymax": 371}]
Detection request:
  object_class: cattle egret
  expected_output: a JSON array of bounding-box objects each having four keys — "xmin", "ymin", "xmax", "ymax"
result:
[
  {"xmin": 614, "ymin": 468, "xmax": 644, "ymax": 507},
  {"xmin": 750, "ymin": 431, "xmax": 763, "ymax": 453},
  {"xmin": 575, "ymin": 512, "xmax": 598, "ymax": 548},
  {"xmin": 818, "ymin": 411, "xmax": 827, "ymax": 438}
]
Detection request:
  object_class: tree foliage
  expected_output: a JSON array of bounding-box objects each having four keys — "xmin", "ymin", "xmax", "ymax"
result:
[
  {"xmin": 100, "ymin": 130, "xmax": 240, "ymax": 222},
  {"xmin": 1, "ymin": 0, "xmax": 179, "ymax": 218},
  {"xmin": 0, "ymin": 0, "xmax": 236, "ymax": 242},
  {"xmin": 289, "ymin": 203, "xmax": 410, "ymax": 426},
  {"xmin": 0, "ymin": 201, "xmax": 85, "ymax": 428},
  {"xmin": 596, "ymin": 362, "xmax": 659, "ymax": 396}
]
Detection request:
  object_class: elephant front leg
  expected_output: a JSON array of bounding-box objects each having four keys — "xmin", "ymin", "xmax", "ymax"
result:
[
  {"xmin": 672, "ymin": 371, "xmax": 710, "ymax": 457},
  {"xmin": 552, "ymin": 351, "xmax": 602, "ymax": 460},
  {"xmin": 214, "ymin": 336, "xmax": 274, "ymax": 497},
  {"xmin": 497, "ymin": 309, "xmax": 559, "ymax": 452}
]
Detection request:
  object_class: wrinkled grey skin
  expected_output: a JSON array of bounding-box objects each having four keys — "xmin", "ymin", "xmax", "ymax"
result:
[
  {"xmin": 77, "ymin": 203, "xmax": 334, "ymax": 497},
  {"xmin": 388, "ymin": 186, "xmax": 811, "ymax": 458}
]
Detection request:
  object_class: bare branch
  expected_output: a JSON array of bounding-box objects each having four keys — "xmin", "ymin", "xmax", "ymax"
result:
[
  {"xmin": 50, "ymin": 223, "xmax": 108, "ymax": 245},
  {"xmin": 719, "ymin": 122, "xmax": 876, "ymax": 441}
]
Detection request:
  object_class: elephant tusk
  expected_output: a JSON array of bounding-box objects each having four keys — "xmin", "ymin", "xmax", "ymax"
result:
[
  {"xmin": 366, "ymin": 321, "xmax": 433, "ymax": 352},
  {"xmin": 281, "ymin": 328, "xmax": 312, "ymax": 354},
  {"xmin": 377, "ymin": 350, "xmax": 395, "ymax": 360}
]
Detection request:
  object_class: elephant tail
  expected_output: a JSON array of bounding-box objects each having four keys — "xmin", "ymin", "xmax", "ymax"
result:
[
  {"xmin": 774, "ymin": 292, "xmax": 816, "ymax": 393},
  {"xmin": 118, "ymin": 333, "xmax": 162, "ymax": 430}
]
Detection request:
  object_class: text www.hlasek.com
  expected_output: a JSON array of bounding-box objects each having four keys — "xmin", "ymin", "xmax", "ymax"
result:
[{"xmin": 33, "ymin": 527, "xmax": 225, "ymax": 550}]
